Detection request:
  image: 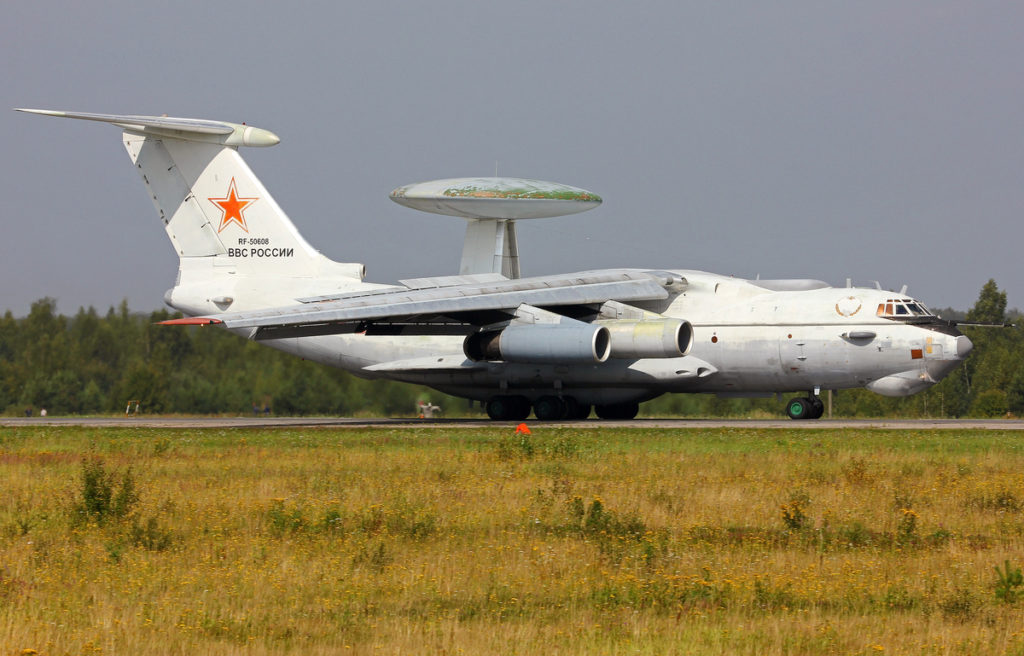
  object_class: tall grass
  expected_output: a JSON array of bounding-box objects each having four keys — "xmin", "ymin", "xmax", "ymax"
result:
[{"xmin": 1, "ymin": 426, "xmax": 1023, "ymax": 654}]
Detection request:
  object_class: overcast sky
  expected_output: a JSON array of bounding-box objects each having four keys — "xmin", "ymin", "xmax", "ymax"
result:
[{"xmin": 2, "ymin": 1, "xmax": 1021, "ymax": 316}]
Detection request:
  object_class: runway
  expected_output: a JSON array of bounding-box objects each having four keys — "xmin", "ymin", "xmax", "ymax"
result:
[{"xmin": 2, "ymin": 416, "xmax": 1023, "ymax": 430}]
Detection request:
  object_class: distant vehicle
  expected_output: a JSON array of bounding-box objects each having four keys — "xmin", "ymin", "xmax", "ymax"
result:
[{"xmin": 19, "ymin": 109, "xmax": 973, "ymax": 420}]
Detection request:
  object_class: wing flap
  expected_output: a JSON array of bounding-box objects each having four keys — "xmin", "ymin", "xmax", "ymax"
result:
[{"xmin": 363, "ymin": 355, "xmax": 484, "ymax": 372}]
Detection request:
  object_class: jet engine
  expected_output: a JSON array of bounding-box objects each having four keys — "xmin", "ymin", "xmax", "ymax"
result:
[
  {"xmin": 464, "ymin": 323, "xmax": 611, "ymax": 363},
  {"xmin": 604, "ymin": 319, "xmax": 693, "ymax": 359}
]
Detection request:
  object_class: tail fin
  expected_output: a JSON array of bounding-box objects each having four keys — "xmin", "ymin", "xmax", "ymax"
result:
[{"xmin": 17, "ymin": 109, "xmax": 365, "ymax": 310}]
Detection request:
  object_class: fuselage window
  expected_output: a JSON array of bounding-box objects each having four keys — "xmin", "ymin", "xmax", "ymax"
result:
[{"xmin": 895, "ymin": 304, "xmax": 909, "ymax": 315}]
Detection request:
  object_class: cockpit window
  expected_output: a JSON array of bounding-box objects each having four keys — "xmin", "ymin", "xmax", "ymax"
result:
[{"xmin": 876, "ymin": 298, "xmax": 934, "ymax": 318}]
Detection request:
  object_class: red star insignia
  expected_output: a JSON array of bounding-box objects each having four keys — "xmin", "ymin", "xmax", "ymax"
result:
[{"xmin": 209, "ymin": 178, "xmax": 257, "ymax": 233}]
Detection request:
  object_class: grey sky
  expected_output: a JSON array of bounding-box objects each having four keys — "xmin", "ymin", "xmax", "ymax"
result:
[{"xmin": 2, "ymin": 1, "xmax": 1021, "ymax": 316}]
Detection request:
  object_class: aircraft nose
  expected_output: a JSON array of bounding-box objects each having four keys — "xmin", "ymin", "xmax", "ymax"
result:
[{"xmin": 956, "ymin": 334, "xmax": 973, "ymax": 358}]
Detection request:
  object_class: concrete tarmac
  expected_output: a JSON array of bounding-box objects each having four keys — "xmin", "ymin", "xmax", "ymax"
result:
[{"xmin": 2, "ymin": 416, "xmax": 1023, "ymax": 430}]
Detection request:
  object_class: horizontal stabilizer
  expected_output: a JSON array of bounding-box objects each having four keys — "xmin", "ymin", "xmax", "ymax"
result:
[{"xmin": 15, "ymin": 109, "xmax": 280, "ymax": 147}]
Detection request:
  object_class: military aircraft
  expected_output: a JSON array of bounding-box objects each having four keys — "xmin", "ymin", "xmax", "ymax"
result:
[{"xmin": 17, "ymin": 109, "xmax": 973, "ymax": 420}]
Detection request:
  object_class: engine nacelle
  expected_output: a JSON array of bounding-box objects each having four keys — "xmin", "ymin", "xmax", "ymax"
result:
[
  {"xmin": 464, "ymin": 323, "xmax": 611, "ymax": 363},
  {"xmin": 603, "ymin": 319, "xmax": 693, "ymax": 359}
]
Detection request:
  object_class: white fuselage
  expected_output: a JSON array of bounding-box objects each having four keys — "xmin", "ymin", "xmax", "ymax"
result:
[{"xmin": 198, "ymin": 268, "xmax": 967, "ymax": 407}]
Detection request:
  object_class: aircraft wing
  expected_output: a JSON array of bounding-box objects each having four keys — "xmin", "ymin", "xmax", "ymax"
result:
[{"xmin": 162, "ymin": 269, "xmax": 681, "ymax": 339}]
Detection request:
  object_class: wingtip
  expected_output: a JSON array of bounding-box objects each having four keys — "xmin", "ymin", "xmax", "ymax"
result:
[{"xmin": 14, "ymin": 108, "xmax": 63, "ymax": 116}]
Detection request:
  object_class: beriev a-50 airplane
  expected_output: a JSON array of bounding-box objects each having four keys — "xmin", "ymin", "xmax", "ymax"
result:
[{"xmin": 18, "ymin": 109, "xmax": 973, "ymax": 420}]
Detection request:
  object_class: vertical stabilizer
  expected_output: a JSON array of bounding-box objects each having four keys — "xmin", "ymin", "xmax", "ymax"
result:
[
  {"xmin": 16, "ymin": 109, "xmax": 368, "ymax": 312},
  {"xmin": 123, "ymin": 132, "xmax": 323, "ymax": 274}
]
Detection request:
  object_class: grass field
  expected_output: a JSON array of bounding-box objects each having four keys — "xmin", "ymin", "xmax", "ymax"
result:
[{"xmin": 2, "ymin": 425, "xmax": 1024, "ymax": 655}]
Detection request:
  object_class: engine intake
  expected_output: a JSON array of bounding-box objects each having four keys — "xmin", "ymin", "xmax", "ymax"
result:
[
  {"xmin": 604, "ymin": 319, "xmax": 693, "ymax": 359},
  {"xmin": 464, "ymin": 323, "xmax": 611, "ymax": 363}
]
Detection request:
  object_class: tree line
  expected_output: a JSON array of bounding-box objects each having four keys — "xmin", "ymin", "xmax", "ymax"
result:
[
  {"xmin": 1, "ymin": 280, "xmax": 1020, "ymax": 418},
  {"xmin": 0, "ymin": 300, "xmax": 460, "ymax": 417}
]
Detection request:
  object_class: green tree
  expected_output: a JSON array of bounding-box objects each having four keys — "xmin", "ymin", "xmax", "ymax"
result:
[{"xmin": 966, "ymin": 279, "xmax": 1007, "ymax": 324}]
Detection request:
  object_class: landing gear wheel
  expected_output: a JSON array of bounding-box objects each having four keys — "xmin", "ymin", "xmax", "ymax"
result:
[
  {"xmin": 486, "ymin": 395, "xmax": 531, "ymax": 421},
  {"xmin": 486, "ymin": 396, "xmax": 512, "ymax": 421},
  {"xmin": 509, "ymin": 396, "xmax": 531, "ymax": 420},
  {"xmin": 534, "ymin": 395, "xmax": 567, "ymax": 421},
  {"xmin": 808, "ymin": 397, "xmax": 825, "ymax": 419},
  {"xmin": 785, "ymin": 397, "xmax": 812, "ymax": 420},
  {"xmin": 594, "ymin": 401, "xmax": 640, "ymax": 420},
  {"xmin": 564, "ymin": 397, "xmax": 591, "ymax": 420}
]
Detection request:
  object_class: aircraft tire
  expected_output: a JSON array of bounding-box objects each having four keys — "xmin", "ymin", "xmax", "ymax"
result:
[
  {"xmin": 564, "ymin": 397, "xmax": 591, "ymax": 420},
  {"xmin": 487, "ymin": 395, "xmax": 531, "ymax": 421},
  {"xmin": 595, "ymin": 401, "xmax": 640, "ymax": 420},
  {"xmin": 786, "ymin": 397, "xmax": 812, "ymax": 420},
  {"xmin": 509, "ymin": 396, "xmax": 531, "ymax": 420},
  {"xmin": 809, "ymin": 397, "xmax": 825, "ymax": 419},
  {"xmin": 486, "ymin": 397, "xmax": 511, "ymax": 421},
  {"xmin": 534, "ymin": 395, "xmax": 568, "ymax": 421}
]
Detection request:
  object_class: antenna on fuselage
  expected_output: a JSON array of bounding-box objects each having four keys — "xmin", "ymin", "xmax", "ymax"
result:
[
  {"xmin": 388, "ymin": 177, "xmax": 602, "ymax": 279},
  {"xmin": 899, "ymin": 284, "xmax": 908, "ymax": 295}
]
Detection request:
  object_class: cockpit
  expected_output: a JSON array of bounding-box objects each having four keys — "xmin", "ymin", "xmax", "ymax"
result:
[{"xmin": 876, "ymin": 298, "xmax": 933, "ymax": 318}]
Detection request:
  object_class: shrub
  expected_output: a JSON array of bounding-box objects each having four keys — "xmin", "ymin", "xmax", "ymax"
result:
[
  {"xmin": 129, "ymin": 517, "xmax": 174, "ymax": 551},
  {"xmin": 780, "ymin": 491, "xmax": 810, "ymax": 531},
  {"xmin": 265, "ymin": 499, "xmax": 307, "ymax": 536},
  {"xmin": 76, "ymin": 458, "xmax": 138, "ymax": 524},
  {"xmin": 939, "ymin": 588, "xmax": 977, "ymax": 622},
  {"xmin": 496, "ymin": 432, "xmax": 535, "ymax": 460},
  {"xmin": 994, "ymin": 560, "xmax": 1024, "ymax": 604},
  {"xmin": 896, "ymin": 509, "xmax": 919, "ymax": 548},
  {"xmin": 970, "ymin": 389, "xmax": 1008, "ymax": 418}
]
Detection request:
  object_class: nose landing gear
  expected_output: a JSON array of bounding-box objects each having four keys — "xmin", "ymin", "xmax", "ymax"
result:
[{"xmin": 786, "ymin": 395, "xmax": 824, "ymax": 420}]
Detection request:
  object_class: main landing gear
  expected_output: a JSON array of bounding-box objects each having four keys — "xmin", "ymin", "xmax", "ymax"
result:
[
  {"xmin": 485, "ymin": 395, "xmax": 631, "ymax": 421},
  {"xmin": 485, "ymin": 395, "xmax": 531, "ymax": 421},
  {"xmin": 786, "ymin": 395, "xmax": 824, "ymax": 420}
]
